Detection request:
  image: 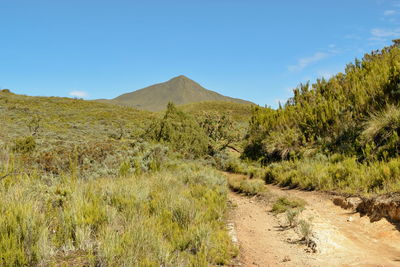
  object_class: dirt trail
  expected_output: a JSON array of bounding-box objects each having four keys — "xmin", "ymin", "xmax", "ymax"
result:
[{"xmin": 227, "ymin": 173, "xmax": 400, "ymax": 267}]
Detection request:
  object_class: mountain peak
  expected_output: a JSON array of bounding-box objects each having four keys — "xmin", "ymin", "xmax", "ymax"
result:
[
  {"xmin": 104, "ymin": 76, "xmax": 254, "ymax": 111},
  {"xmin": 168, "ymin": 75, "xmax": 192, "ymax": 83},
  {"xmin": 171, "ymin": 75, "xmax": 188, "ymax": 80}
]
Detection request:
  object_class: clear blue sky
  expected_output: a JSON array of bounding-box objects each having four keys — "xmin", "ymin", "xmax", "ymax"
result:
[{"xmin": 1, "ymin": 0, "xmax": 399, "ymax": 107}]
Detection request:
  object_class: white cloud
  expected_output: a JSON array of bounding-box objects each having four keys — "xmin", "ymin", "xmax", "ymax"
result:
[
  {"xmin": 288, "ymin": 52, "xmax": 328, "ymax": 72},
  {"xmin": 69, "ymin": 90, "xmax": 88, "ymax": 98},
  {"xmin": 344, "ymin": 33, "xmax": 362, "ymax": 40},
  {"xmin": 371, "ymin": 27, "xmax": 400, "ymax": 37},
  {"xmin": 384, "ymin": 10, "xmax": 397, "ymax": 16}
]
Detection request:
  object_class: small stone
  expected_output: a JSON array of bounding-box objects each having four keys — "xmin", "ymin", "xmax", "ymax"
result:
[
  {"xmin": 347, "ymin": 216, "xmax": 353, "ymax": 222},
  {"xmin": 282, "ymin": 256, "xmax": 291, "ymax": 262}
]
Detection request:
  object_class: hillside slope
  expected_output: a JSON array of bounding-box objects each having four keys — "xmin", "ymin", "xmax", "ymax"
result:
[
  {"xmin": 96, "ymin": 75, "xmax": 253, "ymax": 111},
  {"xmin": 0, "ymin": 90, "xmax": 155, "ymax": 145},
  {"xmin": 180, "ymin": 101, "xmax": 255, "ymax": 123},
  {"xmin": 0, "ymin": 89, "xmax": 237, "ymax": 266},
  {"xmin": 241, "ymin": 42, "xmax": 400, "ymax": 196}
]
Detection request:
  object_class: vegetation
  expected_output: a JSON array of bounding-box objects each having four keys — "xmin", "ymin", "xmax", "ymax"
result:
[
  {"xmin": 181, "ymin": 101, "xmax": 254, "ymax": 124},
  {"xmin": 271, "ymin": 197, "xmax": 306, "ymax": 214},
  {"xmin": 264, "ymin": 156, "xmax": 400, "ymax": 195},
  {"xmin": 298, "ymin": 219, "xmax": 314, "ymax": 244},
  {"xmin": 0, "ymin": 159, "xmax": 235, "ymax": 266},
  {"xmin": 243, "ymin": 42, "xmax": 400, "ymax": 196},
  {"xmin": 0, "ymin": 92, "xmax": 244, "ymax": 266},
  {"xmin": 0, "ymin": 91, "xmax": 155, "ymax": 145},
  {"xmin": 285, "ymin": 209, "xmax": 301, "ymax": 228},
  {"xmin": 145, "ymin": 102, "xmax": 209, "ymax": 158},
  {"xmin": 227, "ymin": 174, "xmax": 266, "ymax": 196},
  {"xmin": 4, "ymin": 39, "xmax": 400, "ymax": 265}
]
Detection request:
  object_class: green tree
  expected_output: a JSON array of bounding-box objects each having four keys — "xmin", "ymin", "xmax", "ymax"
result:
[{"xmin": 146, "ymin": 102, "xmax": 208, "ymax": 157}]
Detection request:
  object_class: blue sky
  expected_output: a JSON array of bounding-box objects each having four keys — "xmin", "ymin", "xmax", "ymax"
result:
[{"xmin": 1, "ymin": 0, "xmax": 399, "ymax": 107}]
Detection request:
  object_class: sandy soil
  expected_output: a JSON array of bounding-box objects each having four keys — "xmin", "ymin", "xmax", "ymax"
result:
[{"xmin": 227, "ymin": 173, "xmax": 400, "ymax": 267}]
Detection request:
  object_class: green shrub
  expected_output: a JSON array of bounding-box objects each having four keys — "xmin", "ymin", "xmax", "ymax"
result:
[
  {"xmin": 262, "ymin": 155, "xmax": 400, "ymax": 195},
  {"xmin": 362, "ymin": 105, "xmax": 400, "ymax": 159},
  {"xmin": 272, "ymin": 197, "xmax": 306, "ymax": 214},
  {"xmin": 243, "ymin": 44, "xmax": 400, "ymax": 164},
  {"xmin": 237, "ymin": 179, "xmax": 265, "ymax": 196},
  {"xmin": 286, "ymin": 209, "xmax": 301, "ymax": 227},
  {"xmin": 262, "ymin": 127, "xmax": 303, "ymax": 161},
  {"xmin": 227, "ymin": 174, "xmax": 266, "ymax": 196},
  {"xmin": 13, "ymin": 136, "xmax": 36, "ymax": 154},
  {"xmin": 118, "ymin": 161, "xmax": 130, "ymax": 176},
  {"xmin": 298, "ymin": 219, "xmax": 313, "ymax": 242},
  {"xmin": 0, "ymin": 199, "xmax": 46, "ymax": 266},
  {"xmin": 145, "ymin": 103, "xmax": 209, "ymax": 158}
]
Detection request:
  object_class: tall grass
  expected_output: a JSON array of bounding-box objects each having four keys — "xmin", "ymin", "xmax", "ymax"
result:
[
  {"xmin": 265, "ymin": 155, "xmax": 400, "ymax": 195},
  {"xmin": 362, "ymin": 105, "xmax": 400, "ymax": 160},
  {"xmin": 0, "ymin": 163, "xmax": 235, "ymax": 266}
]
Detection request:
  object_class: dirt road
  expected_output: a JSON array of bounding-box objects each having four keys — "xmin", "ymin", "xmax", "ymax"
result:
[{"xmin": 228, "ymin": 173, "xmax": 400, "ymax": 267}]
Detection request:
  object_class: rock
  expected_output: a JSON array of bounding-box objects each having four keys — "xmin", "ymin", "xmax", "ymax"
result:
[
  {"xmin": 333, "ymin": 197, "xmax": 348, "ymax": 208},
  {"xmin": 347, "ymin": 216, "xmax": 353, "ymax": 222},
  {"xmin": 333, "ymin": 196, "xmax": 362, "ymax": 210},
  {"xmin": 347, "ymin": 197, "xmax": 362, "ymax": 209},
  {"xmin": 357, "ymin": 195, "xmax": 400, "ymax": 223},
  {"xmin": 227, "ymin": 222, "xmax": 238, "ymax": 244},
  {"xmin": 334, "ymin": 194, "xmax": 400, "ymax": 223},
  {"xmin": 282, "ymin": 256, "xmax": 291, "ymax": 262},
  {"xmin": 306, "ymin": 239, "xmax": 318, "ymax": 253}
]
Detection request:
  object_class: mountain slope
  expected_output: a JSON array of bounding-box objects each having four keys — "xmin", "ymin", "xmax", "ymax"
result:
[{"xmin": 97, "ymin": 75, "xmax": 254, "ymax": 111}]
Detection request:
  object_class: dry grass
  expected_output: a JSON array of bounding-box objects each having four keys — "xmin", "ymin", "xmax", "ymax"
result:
[
  {"xmin": 0, "ymin": 163, "xmax": 236, "ymax": 266},
  {"xmin": 227, "ymin": 174, "xmax": 266, "ymax": 196}
]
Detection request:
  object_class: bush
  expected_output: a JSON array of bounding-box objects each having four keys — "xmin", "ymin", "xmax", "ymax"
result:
[
  {"xmin": 262, "ymin": 127, "xmax": 303, "ymax": 161},
  {"xmin": 362, "ymin": 105, "xmax": 400, "ymax": 159},
  {"xmin": 286, "ymin": 209, "xmax": 301, "ymax": 227},
  {"xmin": 262, "ymin": 155, "xmax": 400, "ymax": 195},
  {"xmin": 0, "ymin": 197, "xmax": 47, "ymax": 266},
  {"xmin": 243, "ymin": 45, "xmax": 400, "ymax": 164},
  {"xmin": 145, "ymin": 103, "xmax": 209, "ymax": 158},
  {"xmin": 298, "ymin": 219, "xmax": 313, "ymax": 242},
  {"xmin": 238, "ymin": 179, "xmax": 265, "ymax": 196},
  {"xmin": 13, "ymin": 136, "xmax": 36, "ymax": 154},
  {"xmin": 272, "ymin": 197, "xmax": 306, "ymax": 214},
  {"xmin": 227, "ymin": 174, "xmax": 266, "ymax": 196}
]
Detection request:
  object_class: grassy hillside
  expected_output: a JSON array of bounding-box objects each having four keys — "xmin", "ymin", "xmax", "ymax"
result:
[
  {"xmin": 0, "ymin": 90, "xmax": 160, "ymax": 179},
  {"xmin": 0, "ymin": 90, "xmax": 243, "ymax": 266},
  {"xmin": 96, "ymin": 75, "xmax": 254, "ymax": 111},
  {"xmin": 242, "ymin": 42, "xmax": 400, "ymax": 195},
  {"xmin": 0, "ymin": 90, "xmax": 155, "ymax": 144},
  {"xmin": 0, "ymin": 91, "xmax": 249, "ymax": 177}
]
